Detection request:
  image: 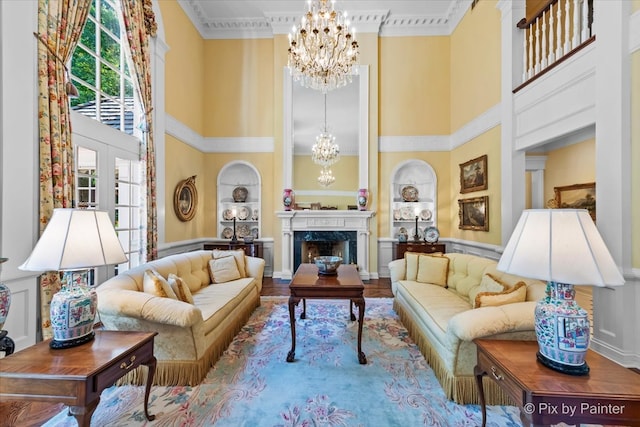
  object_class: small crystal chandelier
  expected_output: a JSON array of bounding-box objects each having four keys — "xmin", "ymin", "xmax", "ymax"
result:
[
  {"xmin": 311, "ymin": 93, "xmax": 340, "ymax": 167},
  {"xmin": 318, "ymin": 166, "xmax": 336, "ymax": 187},
  {"xmin": 288, "ymin": 0, "xmax": 359, "ymax": 93}
]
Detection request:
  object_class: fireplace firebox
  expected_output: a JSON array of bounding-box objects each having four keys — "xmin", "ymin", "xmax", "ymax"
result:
[{"xmin": 294, "ymin": 231, "xmax": 357, "ymax": 272}]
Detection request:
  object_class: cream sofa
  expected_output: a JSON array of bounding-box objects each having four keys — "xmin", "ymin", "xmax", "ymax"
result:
[
  {"xmin": 389, "ymin": 252, "xmax": 546, "ymax": 405},
  {"xmin": 97, "ymin": 249, "xmax": 265, "ymax": 386}
]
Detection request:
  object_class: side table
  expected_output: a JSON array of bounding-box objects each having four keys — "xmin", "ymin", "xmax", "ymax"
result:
[
  {"xmin": 474, "ymin": 339, "xmax": 640, "ymax": 427},
  {"xmin": 0, "ymin": 330, "xmax": 157, "ymax": 427}
]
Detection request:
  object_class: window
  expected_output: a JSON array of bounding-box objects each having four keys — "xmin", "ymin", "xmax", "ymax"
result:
[
  {"xmin": 69, "ymin": 0, "xmax": 146, "ymax": 280},
  {"xmin": 70, "ymin": 0, "xmax": 140, "ymax": 135}
]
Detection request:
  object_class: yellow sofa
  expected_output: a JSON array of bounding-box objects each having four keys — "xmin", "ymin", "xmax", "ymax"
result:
[
  {"xmin": 97, "ymin": 249, "xmax": 265, "ymax": 386},
  {"xmin": 389, "ymin": 252, "xmax": 546, "ymax": 405}
]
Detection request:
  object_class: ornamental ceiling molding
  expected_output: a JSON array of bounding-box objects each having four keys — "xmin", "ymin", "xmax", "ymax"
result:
[{"xmin": 177, "ymin": 0, "xmax": 472, "ymax": 40}]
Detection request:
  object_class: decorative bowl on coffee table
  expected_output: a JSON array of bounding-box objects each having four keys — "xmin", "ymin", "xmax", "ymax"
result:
[{"xmin": 314, "ymin": 256, "xmax": 342, "ymax": 276}]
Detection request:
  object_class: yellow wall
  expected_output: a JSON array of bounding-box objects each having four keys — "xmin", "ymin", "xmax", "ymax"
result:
[
  {"xmin": 632, "ymin": 49, "xmax": 639, "ymax": 268},
  {"xmin": 204, "ymin": 39, "xmax": 274, "ymax": 137},
  {"xmin": 542, "ymin": 139, "xmax": 595, "ymax": 204},
  {"xmin": 634, "ymin": 0, "xmax": 640, "ymax": 13},
  {"xmin": 379, "ymin": 36, "xmax": 450, "ymax": 136},
  {"xmin": 450, "ymin": 0, "xmax": 501, "ymax": 132},
  {"xmin": 450, "ymin": 126, "xmax": 502, "ymax": 245},
  {"xmin": 159, "ymin": 1, "xmax": 205, "ymax": 135},
  {"xmin": 164, "ymin": 136, "xmax": 206, "ymax": 241}
]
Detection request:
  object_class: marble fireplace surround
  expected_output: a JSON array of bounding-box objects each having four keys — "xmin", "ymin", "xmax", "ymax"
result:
[{"xmin": 276, "ymin": 210, "xmax": 375, "ymax": 280}]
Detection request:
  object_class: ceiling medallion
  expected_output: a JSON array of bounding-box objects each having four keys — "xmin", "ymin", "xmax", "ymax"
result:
[{"xmin": 288, "ymin": 0, "xmax": 359, "ymax": 93}]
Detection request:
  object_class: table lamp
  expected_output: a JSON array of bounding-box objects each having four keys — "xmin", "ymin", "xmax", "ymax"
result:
[
  {"xmin": 20, "ymin": 208, "xmax": 127, "ymax": 349},
  {"xmin": 497, "ymin": 209, "xmax": 625, "ymax": 375}
]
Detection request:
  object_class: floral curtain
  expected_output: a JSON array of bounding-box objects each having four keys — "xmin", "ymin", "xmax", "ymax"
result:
[
  {"xmin": 36, "ymin": 0, "xmax": 91, "ymax": 339},
  {"xmin": 120, "ymin": 0, "xmax": 158, "ymax": 261}
]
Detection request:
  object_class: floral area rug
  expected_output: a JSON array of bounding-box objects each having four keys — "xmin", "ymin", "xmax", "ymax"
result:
[{"xmin": 44, "ymin": 297, "xmax": 522, "ymax": 426}]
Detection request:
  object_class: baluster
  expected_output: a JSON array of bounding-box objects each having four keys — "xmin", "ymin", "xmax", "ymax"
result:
[
  {"xmin": 548, "ymin": 3, "xmax": 556, "ymax": 64},
  {"xmin": 522, "ymin": 24, "xmax": 528, "ymax": 82},
  {"xmin": 541, "ymin": 13, "xmax": 548, "ymax": 69},
  {"xmin": 528, "ymin": 25, "xmax": 534, "ymax": 79},
  {"xmin": 556, "ymin": 0, "xmax": 564, "ymax": 59},
  {"xmin": 564, "ymin": 0, "xmax": 571, "ymax": 53},
  {"xmin": 572, "ymin": 0, "xmax": 580, "ymax": 49},
  {"xmin": 581, "ymin": 0, "xmax": 589, "ymax": 42},
  {"xmin": 534, "ymin": 18, "xmax": 541, "ymax": 74}
]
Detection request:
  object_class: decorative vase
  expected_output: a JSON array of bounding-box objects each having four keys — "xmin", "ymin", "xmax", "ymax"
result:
[
  {"xmin": 0, "ymin": 258, "xmax": 10, "ymax": 330},
  {"xmin": 357, "ymin": 188, "xmax": 368, "ymax": 211},
  {"xmin": 283, "ymin": 189, "xmax": 295, "ymax": 211},
  {"xmin": 49, "ymin": 271, "xmax": 98, "ymax": 349},
  {"xmin": 534, "ymin": 281, "xmax": 590, "ymax": 375}
]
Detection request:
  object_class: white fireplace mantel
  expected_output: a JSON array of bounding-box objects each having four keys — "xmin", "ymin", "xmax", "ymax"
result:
[{"xmin": 276, "ymin": 210, "xmax": 376, "ymax": 280}]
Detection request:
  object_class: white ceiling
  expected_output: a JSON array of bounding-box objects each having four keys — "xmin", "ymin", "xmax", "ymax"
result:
[{"xmin": 177, "ymin": 0, "xmax": 471, "ymax": 39}]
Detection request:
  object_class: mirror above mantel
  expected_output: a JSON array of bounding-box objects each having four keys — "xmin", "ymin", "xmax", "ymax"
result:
[{"xmin": 283, "ymin": 65, "xmax": 369, "ymax": 210}]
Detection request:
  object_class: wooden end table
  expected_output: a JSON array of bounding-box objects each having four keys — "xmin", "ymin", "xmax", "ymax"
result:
[
  {"xmin": 0, "ymin": 330, "xmax": 158, "ymax": 427},
  {"xmin": 474, "ymin": 339, "xmax": 640, "ymax": 427},
  {"xmin": 287, "ymin": 263, "xmax": 366, "ymax": 364}
]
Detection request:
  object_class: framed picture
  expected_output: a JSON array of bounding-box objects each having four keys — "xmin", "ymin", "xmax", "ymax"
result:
[
  {"xmin": 459, "ymin": 155, "xmax": 487, "ymax": 194},
  {"xmin": 458, "ymin": 196, "xmax": 489, "ymax": 231},
  {"xmin": 174, "ymin": 176, "xmax": 197, "ymax": 221},
  {"xmin": 554, "ymin": 182, "xmax": 596, "ymax": 221}
]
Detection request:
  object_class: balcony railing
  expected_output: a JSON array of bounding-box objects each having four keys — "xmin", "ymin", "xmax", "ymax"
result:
[{"xmin": 515, "ymin": 0, "xmax": 595, "ymax": 91}]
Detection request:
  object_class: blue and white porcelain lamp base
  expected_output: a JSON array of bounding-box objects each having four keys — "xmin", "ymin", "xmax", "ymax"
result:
[
  {"xmin": 49, "ymin": 270, "xmax": 98, "ymax": 349},
  {"xmin": 535, "ymin": 281, "xmax": 590, "ymax": 375}
]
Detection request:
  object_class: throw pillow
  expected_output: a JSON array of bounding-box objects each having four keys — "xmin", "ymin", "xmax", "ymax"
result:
[
  {"xmin": 404, "ymin": 251, "xmax": 421, "ymax": 281},
  {"xmin": 208, "ymin": 256, "xmax": 242, "ymax": 284},
  {"xmin": 475, "ymin": 281, "xmax": 527, "ymax": 309},
  {"xmin": 416, "ymin": 254, "xmax": 450, "ymax": 287},
  {"xmin": 469, "ymin": 273, "xmax": 506, "ymax": 308},
  {"xmin": 168, "ymin": 273, "xmax": 194, "ymax": 304},
  {"xmin": 212, "ymin": 249, "xmax": 246, "ymax": 278},
  {"xmin": 143, "ymin": 269, "xmax": 178, "ymax": 299}
]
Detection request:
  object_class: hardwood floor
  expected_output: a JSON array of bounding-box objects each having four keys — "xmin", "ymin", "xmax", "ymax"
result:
[{"xmin": 0, "ymin": 277, "xmax": 393, "ymax": 426}]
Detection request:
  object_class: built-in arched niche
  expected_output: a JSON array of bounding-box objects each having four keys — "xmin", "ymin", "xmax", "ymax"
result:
[
  {"xmin": 389, "ymin": 159, "xmax": 437, "ymax": 239},
  {"xmin": 283, "ymin": 66, "xmax": 369, "ymax": 208},
  {"xmin": 217, "ymin": 161, "xmax": 261, "ymax": 240}
]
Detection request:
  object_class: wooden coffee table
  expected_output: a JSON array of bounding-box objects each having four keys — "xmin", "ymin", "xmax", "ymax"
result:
[
  {"xmin": 287, "ymin": 263, "xmax": 367, "ymax": 364},
  {"xmin": 0, "ymin": 330, "xmax": 157, "ymax": 427},
  {"xmin": 474, "ymin": 339, "xmax": 640, "ymax": 427}
]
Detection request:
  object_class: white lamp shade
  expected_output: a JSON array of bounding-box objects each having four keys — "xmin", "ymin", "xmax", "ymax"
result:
[
  {"xmin": 19, "ymin": 208, "xmax": 128, "ymax": 271},
  {"xmin": 497, "ymin": 209, "xmax": 624, "ymax": 286}
]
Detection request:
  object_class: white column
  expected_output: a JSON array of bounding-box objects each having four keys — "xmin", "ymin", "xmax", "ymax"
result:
[
  {"xmin": 591, "ymin": 0, "xmax": 635, "ymax": 366},
  {"xmin": 497, "ymin": 0, "xmax": 527, "ymax": 245}
]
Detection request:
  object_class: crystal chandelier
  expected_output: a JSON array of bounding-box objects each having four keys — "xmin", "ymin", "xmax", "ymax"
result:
[
  {"xmin": 311, "ymin": 93, "xmax": 340, "ymax": 167},
  {"xmin": 288, "ymin": 0, "xmax": 359, "ymax": 93},
  {"xmin": 318, "ymin": 166, "xmax": 336, "ymax": 187}
]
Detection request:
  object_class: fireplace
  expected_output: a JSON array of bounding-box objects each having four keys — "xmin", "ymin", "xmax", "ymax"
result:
[
  {"xmin": 276, "ymin": 210, "xmax": 375, "ymax": 280},
  {"xmin": 294, "ymin": 231, "xmax": 357, "ymax": 272}
]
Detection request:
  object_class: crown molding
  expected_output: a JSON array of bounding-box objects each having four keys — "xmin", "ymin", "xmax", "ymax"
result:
[{"xmin": 179, "ymin": 0, "xmax": 472, "ymax": 39}]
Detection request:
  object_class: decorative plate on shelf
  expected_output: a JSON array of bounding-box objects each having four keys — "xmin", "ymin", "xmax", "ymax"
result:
[
  {"xmin": 401, "ymin": 206, "xmax": 414, "ymax": 220},
  {"xmin": 252, "ymin": 209, "xmax": 259, "ymax": 221},
  {"xmin": 401, "ymin": 185, "xmax": 419, "ymax": 202},
  {"xmin": 232, "ymin": 186, "xmax": 248, "ymax": 202},
  {"xmin": 237, "ymin": 224, "xmax": 250, "ymax": 238},
  {"xmin": 251, "ymin": 226, "xmax": 259, "ymax": 239},
  {"xmin": 223, "ymin": 209, "xmax": 234, "ymax": 220},
  {"xmin": 393, "ymin": 209, "xmax": 402, "ymax": 220},
  {"xmin": 237, "ymin": 206, "xmax": 250, "ymax": 220},
  {"xmin": 420, "ymin": 209, "xmax": 432, "ymax": 221},
  {"xmin": 222, "ymin": 227, "xmax": 233, "ymax": 239},
  {"xmin": 424, "ymin": 226, "xmax": 440, "ymax": 243},
  {"xmin": 410, "ymin": 227, "xmax": 423, "ymax": 240}
]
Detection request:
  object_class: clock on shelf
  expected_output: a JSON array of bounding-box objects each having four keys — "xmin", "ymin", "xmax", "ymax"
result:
[{"xmin": 424, "ymin": 226, "xmax": 440, "ymax": 244}]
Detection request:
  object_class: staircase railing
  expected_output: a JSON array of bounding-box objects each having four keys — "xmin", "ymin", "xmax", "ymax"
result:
[{"xmin": 515, "ymin": 0, "xmax": 595, "ymax": 92}]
